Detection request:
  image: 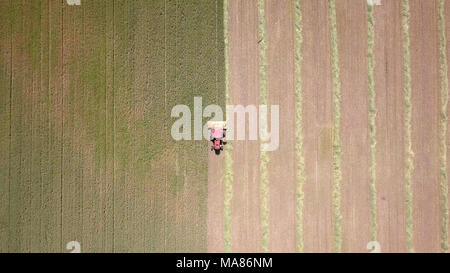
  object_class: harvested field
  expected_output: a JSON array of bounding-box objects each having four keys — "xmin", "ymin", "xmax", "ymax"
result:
[{"xmin": 208, "ymin": 0, "xmax": 450, "ymax": 253}]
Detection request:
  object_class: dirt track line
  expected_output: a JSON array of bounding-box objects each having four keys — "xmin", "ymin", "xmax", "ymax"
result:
[
  {"xmin": 367, "ymin": 2, "xmax": 377, "ymax": 243},
  {"xmin": 438, "ymin": 0, "xmax": 449, "ymax": 253},
  {"xmin": 257, "ymin": 0, "xmax": 270, "ymax": 253},
  {"xmin": 223, "ymin": 0, "xmax": 233, "ymax": 253},
  {"xmin": 328, "ymin": 0, "xmax": 343, "ymax": 253},
  {"xmin": 401, "ymin": 0, "xmax": 414, "ymax": 253},
  {"xmin": 293, "ymin": 0, "xmax": 305, "ymax": 253}
]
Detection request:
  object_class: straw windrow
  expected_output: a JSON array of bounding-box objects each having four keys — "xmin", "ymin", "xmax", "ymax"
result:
[
  {"xmin": 367, "ymin": 3, "xmax": 378, "ymax": 243},
  {"xmin": 328, "ymin": 0, "xmax": 343, "ymax": 253},
  {"xmin": 437, "ymin": 0, "xmax": 449, "ymax": 253},
  {"xmin": 223, "ymin": 0, "xmax": 233, "ymax": 253},
  {"xmin": 293, "ymin": 0, "xmax": 305, "ymax": 253},
  {"xmin": 257, "ymin": 0, "xmax": 270, "ymax": 253},
  {"xmin": 401, "ymin": 0, "xmax": 414, "ymax": 253}
]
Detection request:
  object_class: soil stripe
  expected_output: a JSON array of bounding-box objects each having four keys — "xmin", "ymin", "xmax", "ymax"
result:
[
  {"xmin": 401, "ymin": 0, "xmax": 414, "ymax": 253},
  {"xmin": 410, "ymin": 0, "xmax": 440, "ymax": 252},
  {"xmin": 301, "ymin": 0, "xmax": 334, "ymax": 253},
  {"xmin": 223, "ymin": 0, "xmax": 233, "ymax": 253},
  {"xmin": 438, "ymin": 0, "xmax": 449, "ymax": 253},
  {"xmin": 328, "ymin": 0, "xmax": 343, "ymax": 253},
  {"xmin": 257, "ymin": 0, "xmax": 270, "ymax": 253},
  {"xmin": 293, "ymin": 0, "xmax": 305, "ymax": 253},
  {"xmin": 373, "ymin": 0, "xmax": 407, "ymax": 253},
  {"xmin": 367, "ymin": 2, "xmax": 378, "ymax": 243}
]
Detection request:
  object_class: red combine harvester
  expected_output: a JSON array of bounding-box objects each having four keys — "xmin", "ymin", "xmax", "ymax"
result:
[{"xmin": 207, "ymin": 121, "xmax": 227, "ymax": 154}]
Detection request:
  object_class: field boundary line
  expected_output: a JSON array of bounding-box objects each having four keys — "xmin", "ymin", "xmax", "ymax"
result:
[
  {"xmin": 367, "ymin": 2, "xmax": 378, "ymax": 243},
  {"xmin": 328, "ymin": 0, "xmax": 343, "ymax": 253},
  {"xmin": 438, "ymin": 0, "xmax": 449, "ymax": 253},
  {"xmin": 293, "ymin": 0, "xmax": 305, "ymax": 253},
  {"xmin": 401, "ymin": 0, "xmax": 414, "ymax": 253},
  {"xmin": 223, "ymin": 0, "xmax": 233, "ymax": 253}
]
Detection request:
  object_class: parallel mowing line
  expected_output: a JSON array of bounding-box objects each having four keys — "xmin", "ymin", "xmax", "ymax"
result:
[
  {"xmin": 438, "ymin": 0, "xmax": 449, "ymax": 253},
  {"xmin": 257, "ymin": 0, "xmax": 270, "ymax": 253},
  {"xmin": 223, "ymin": 0, "xmax": 233, "ymax": 253},
  {"xmin": 328, "ymin": 0, "xmax": 343, "ymax": 253},
  {"xmin": 401, "ymin": 0, "xmax": 414, "ymax": 253},
  {"xmin": 293, "ymin": 0, "xmax": 305, "ymax": 253},
  {"xmin": 367, "ymin": 3, "xmax": 378, "ymax": 243}
]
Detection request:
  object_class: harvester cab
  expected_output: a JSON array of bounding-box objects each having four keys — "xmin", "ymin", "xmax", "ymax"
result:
[{"xmin": 207, "ymin": 121, "xmax": 227, "ymax": 154}]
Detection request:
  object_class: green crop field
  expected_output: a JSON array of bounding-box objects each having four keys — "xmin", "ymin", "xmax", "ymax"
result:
[{"xmin": 0, "ymin": 0, "xmax": 224, "ymax": 253}]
